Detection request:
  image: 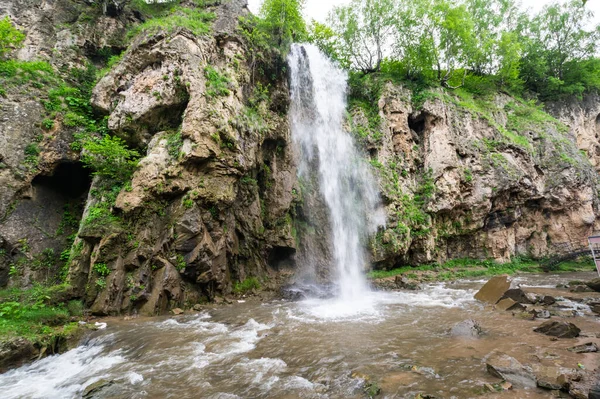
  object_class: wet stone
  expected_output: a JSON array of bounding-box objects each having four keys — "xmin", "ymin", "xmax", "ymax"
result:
[
  {"xmin": 586, "ymin": 278, "xmax": 600, "ymax": 292},
  {"xmin": 542, "ymin": 296, "xmax": 557, "ymax": 305},
  {"xmin": 532, "ymin": 309, "xmax": 551, "ymax": 319},
  {"xmin": 496, "ymin": 298, "xmax": 525, "ymax": 311},
  {"xmin": 82, "ymin": 379, "xmax": 114, "ymax": 399},
  {"xmin": 485, "ymin": 352, "xmax": 537, "ymax": 388},
  {"xmin": 534, "ymin": 321, "xmax": 581, "ymax": 338},
  {"xmin": 568, "ymin": 342, "xmax": 599, "ymax": 353},
  {"xmin": 474, "ymin": 276, "xmax": 511, "ymax": 304},
  {"xmin": 394, "ymin": 275, "xmax": 420, "ymax": 290},
  {"xmin": 502, "ymin": 288, "xmax": 536, "ymax": 304},
  {"xmin": 171, "ymin": 308, "xmax": 184, "ymax": 315},
  {"xmin": 450, "ymin": 319, "xmax": 483, "ymax": 338}
]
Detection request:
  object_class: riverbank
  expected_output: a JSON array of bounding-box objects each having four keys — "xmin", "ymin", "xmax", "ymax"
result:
[
  {"xmin": 0, "ymin": 284, "xmax": 99, "ymax": 372},
  {"xmin": 369, "ymin": 257, "xmax": 596, "ymax": 290}
]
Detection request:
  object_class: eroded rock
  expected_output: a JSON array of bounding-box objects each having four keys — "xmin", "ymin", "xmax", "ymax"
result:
[
  {"xmin": 485, "ymin": 351, "xmax": 537, "ymax": 388},
  {"xmin": 474, "ymin": 276, "xmax": 511, "ymax": 304},
  {"xmin": 450, "ymin": 319, "xmax": 483, "ymax": 338},
  {"xmin": 534, "ymin": 321, "xmax": 581, "ymax": 338}
]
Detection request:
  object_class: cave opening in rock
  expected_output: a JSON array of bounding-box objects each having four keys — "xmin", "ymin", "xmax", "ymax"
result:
[
  {"xmin": 408, "ymin": 113, "xmax": 426, "ymax": 134},
  {"xmin": 32, "ymin": 162, "xmax": 92, "ymax": 199},
  {"xmin": 267, "ymin": 246, "xmax": 296, "ymax": 271}
]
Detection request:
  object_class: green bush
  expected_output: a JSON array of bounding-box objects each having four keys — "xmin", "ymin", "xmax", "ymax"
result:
[
  {"xmin": 0, "ymin": 17, "xmax": 25, "ymax": 58},
  {"xmin": 81, "ymin": 135, "xmax": 140, "ymax": 181},
  {"xmin": 128, "ymin": 7, "xmax": 215, "ymax": 39},
  {"xmin": 204, "ymin": 66, "xmax": 230, "ymax": 97},
  {"xmin": 232, "ymin": 277, "xmax": 261, "ymax": 294}
]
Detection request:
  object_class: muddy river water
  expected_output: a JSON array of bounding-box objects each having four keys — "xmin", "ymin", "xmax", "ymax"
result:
[{"xmin": 1, "ymin": 272, "xmax": 599, "ymax": 399}]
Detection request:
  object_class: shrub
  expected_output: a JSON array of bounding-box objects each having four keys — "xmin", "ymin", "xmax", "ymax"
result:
[
  {"xmin": 204, "ymin": 66, "xmax": 230, "ymax": 97},
  {"xmin": 232, "ymin": 277, "xmax": 261, "ymax": 294},
  {"xmin": 0, "ymin": 17, "xmax": 25, "ymax": 58},
  {"xmin": 81, "ymin": 135, "xmax": 140, "ymax": 181}
]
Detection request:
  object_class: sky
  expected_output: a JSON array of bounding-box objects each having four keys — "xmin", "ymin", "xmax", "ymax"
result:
[{"xmin": 247, "ymin": 0, "xmax": 600, "ymax": 24}]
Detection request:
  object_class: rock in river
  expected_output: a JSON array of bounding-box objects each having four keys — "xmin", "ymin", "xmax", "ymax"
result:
[
  {"xmin": 501, "ymin": 288, "xmax": 537, "ymax": 304},
  {"xmin": 450, "ymin": 319, "xmax": 483, "ymax": 338},
  {"xmin": 474, "ymin": 276, "xmax": 511, "ymax": 304},
  {"xmin": 486, "ymin": 351, "xmax": 537, "ymax": 388},
  {"xmin": 534, "ymin": 321, "xmax": 581, "ymax": 338},
  {"xmin": 568, "ymin": 342, "xmax": 599, "ymax": 353},
  {"xmin": 587, "ymin": 278, "xmax": 600, "ymax": 292}
]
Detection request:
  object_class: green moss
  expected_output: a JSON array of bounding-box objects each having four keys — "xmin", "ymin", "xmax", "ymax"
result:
[{"xmin": 166, "ymin": 131, "xmax": 184, "ymax": 159}]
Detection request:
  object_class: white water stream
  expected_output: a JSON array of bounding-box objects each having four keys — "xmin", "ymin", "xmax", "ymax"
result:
[{"xmin": 288, "ymin": 44, "xmax": 385, "ymax": 306}]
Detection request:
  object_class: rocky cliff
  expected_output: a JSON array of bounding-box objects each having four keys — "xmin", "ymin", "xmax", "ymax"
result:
[
  {"xmin": 356, "ymin": 84, "xmax": 600, "ymax": 268},
  {"xmin": 0, "ymin": 0, "xmax": 298, "ymax": 315},
  {"xmin": 2, "ymin": 0, "xmax": 600, "ymax": 315}
]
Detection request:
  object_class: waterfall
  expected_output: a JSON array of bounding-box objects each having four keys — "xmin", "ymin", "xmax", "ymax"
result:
[{"xmin": 288, "ymin": 44, "xmax": 385, "ymax": 301}]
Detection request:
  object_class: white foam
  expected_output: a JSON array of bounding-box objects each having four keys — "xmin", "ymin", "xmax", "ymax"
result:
[
  {"xmin": 289, "ymin": 284, "xmax": 476, "ymax": 322},
  {"xmin": 0, "ymin": 343, "xmax": 124, "ymax": 399},
  {"xmin": 127, "ymin": 371, "xmax": 144, "ymax": 384}
]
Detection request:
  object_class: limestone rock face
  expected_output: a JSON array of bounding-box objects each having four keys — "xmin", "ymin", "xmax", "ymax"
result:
[
  {"xmin": 364, "ymin": 85, "xmax": 600, "ymax": 267},
  {"xmin": 70, "ymin": 3, "xmax": 298, "ymax": 315},
  {"xmin": 0, "ymin": 0, "xmax": 131, "ymax": 287}
]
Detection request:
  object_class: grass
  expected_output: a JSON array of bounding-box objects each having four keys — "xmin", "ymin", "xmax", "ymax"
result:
[
  {"xmin": 367, "ymin": 257, "xmax": 596, "ymax": 282},
  {"xmin": 232, "ymin": 277, "xmax": 261, "ymax": 295},
  {"xmin": 0, "ymin": 284, "xmax": 84, "ymax": 344},
  {"xmin": 127, "ymin": 7, "xmax": 215, "ymax": 39}
]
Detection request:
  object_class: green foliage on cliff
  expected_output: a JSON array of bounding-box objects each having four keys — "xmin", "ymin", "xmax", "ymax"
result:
[
  {"xmin": 80, "ymin": 135, "xmax": 140, "ymax": 181},
  {"xmin": 0, "ymin": 284, "xmax": 83, "ymax": 344},
  {"xmin": 259, "ymin": 0, "xmax": 307, "ymax": 49},
  {"xmin": 0, "ymin": 17, "xmax": 25, "ymax": 58},
  {"xmin": 232, "ymin": 277, "xmax": 261, "ymax": 294},
  {"xmin": 127, "ymin": 5, "xmax": 215, "ymax": 39}
]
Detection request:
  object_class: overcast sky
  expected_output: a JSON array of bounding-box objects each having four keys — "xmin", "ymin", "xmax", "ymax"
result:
[{"xmin": 247, "ymin": 0, "xmax": 600, "ymax": 24}]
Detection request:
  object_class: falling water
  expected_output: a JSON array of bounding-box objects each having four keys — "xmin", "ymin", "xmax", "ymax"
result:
[{"xmin": 288, "ymin": 44, "xmax": 385, "ymax": 302}]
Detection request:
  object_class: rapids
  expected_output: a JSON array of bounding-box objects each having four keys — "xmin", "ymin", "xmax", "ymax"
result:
[{"xmin": 1, "ymin": 272, "xmax": 598, "ymax": 399}]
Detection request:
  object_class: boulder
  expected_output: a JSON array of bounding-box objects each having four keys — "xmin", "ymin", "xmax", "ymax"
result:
[
  {"xmin": 502, "ymin": 288, "xmax": 536, "ymax": 304},
  {"xmin": 395, "ymin": 275, "xmax": 420, "ymax": 290},
  {"xmin": 533, "ymin": 366, "xmax": 571, "ymax": 391},
  {"xmin": 171, "ymin": 308, "xmax": 184, "ymax": 315},
  {"xmin": 496, "ymin": 298, "xmax": 526, "ymax": 311},
  {"xmin": 586, "ymin": 278, "xmax": 600, "ymax": 292},
  {"xmin": 82, "ymin": 379, "xmax": 115, "ymax": 399},
  {"xmin": 568, "ymin": 342, "xmax": 599, "ymax": 353},
  {"xmin": 542, "ymin": 296, "xmax": 556, "ymax": 305},
  {"xmin": 485, "ymin": 352, "xmax": 537, "ymax": 388},
  {"xmin": 531, "ymin": 309, "xmax": 551, "ymax": 319},
  {"xmin": 534, "ymin": 321, "xmax": 581, "ymax": 338},
  {"xmin": 450, "ymin": 319, "xmax": 483, "ymax": 338},
  {"xmin": 590, "ymin": 303, "xmax": 600, "ymax": 315},
  {"xmin": 474, "ymin": 276, "xmax": 511, "ymax": 304}
]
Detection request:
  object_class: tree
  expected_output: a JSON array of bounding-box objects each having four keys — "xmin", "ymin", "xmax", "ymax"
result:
[
  {"xmin": 328, "ymin": 0, "xmax": 397, "ymax": 73},
  {"xmin": 307, "ymin": 20, "xmax": 346, "ymax": 67},
  {"xmin": 520, "ymin": 0, "xmax": 600, "ymax": 98},
  {"xmin": 0, "ymin": 17, "xmax": 25, "ymax": 58},
  {"xmin": 259, "ymin": 0, "xmax": 307, "ymax": 49}
]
